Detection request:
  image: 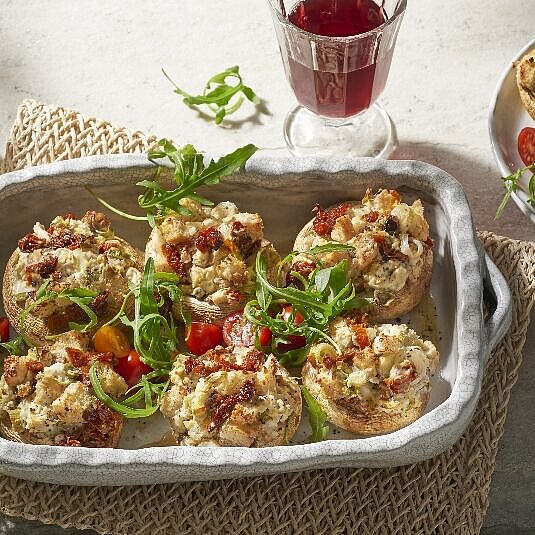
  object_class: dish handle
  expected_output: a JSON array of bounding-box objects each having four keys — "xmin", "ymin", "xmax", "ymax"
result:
[{"xmin": 482, "ymin": 253, "xmax": 512, "ymax": 357}]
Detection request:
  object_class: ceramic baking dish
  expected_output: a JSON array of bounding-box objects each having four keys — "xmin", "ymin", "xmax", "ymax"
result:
[{"xmin": 0, "ymin": 154, "xmax": 511, "ymax": 486}]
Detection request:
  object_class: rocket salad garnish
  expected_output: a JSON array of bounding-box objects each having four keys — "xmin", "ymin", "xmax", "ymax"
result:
[
  {"xmin": 495, "ymin": 162, "xmax": 535, "ymax": 219},
  {"xmin": 163, "ymin": 65, "xmax": 260, "ymax": 125},
  {"xmin": 90, "ymin": 258, "xmax": 182, "ymax": 418},
  {"xmin": 87, "ymin": 139, "xmax": 258, "ymax": 227},
  {"xmin": 244, "ymin": 247, "xmax": 370, "ymax": 366}
]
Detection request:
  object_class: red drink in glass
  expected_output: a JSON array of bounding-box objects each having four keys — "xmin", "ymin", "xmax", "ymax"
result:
[
  {"xmin": 268, "ymin": 0, "xmax": 406, "ymax": 157},
  {"xmin": 288, "ymin": 0, "xmax": 392, "ymax": 117}
]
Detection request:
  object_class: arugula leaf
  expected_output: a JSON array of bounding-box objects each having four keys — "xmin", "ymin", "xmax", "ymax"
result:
[
  {"xmin": 163, "ymin": 66, "xmax": 260, "ymax": 125},
  {"xmin": 0, "ymin": 335, "xmax": 25, "ymax": 356},
  {"xmin": 496, "ymin": 163, "xmax": 535, "ymax": 219},
  {"xmin": 89, "ymin": 139, "xmax": 258, "ymax": 227},
  {"xmin": 90, "ymin": 258, "xmax": 183, "ymax": 418},
  {"xmin": 244, "ymin": 249, "xmax": 371, "ymax": 365},
  {"xmin": 301, "ymin": 386, "xmax": 329, "ymax": 442}
]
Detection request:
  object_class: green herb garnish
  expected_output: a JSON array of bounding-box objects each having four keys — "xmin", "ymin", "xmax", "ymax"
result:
[
  {"xmin": 90, "ymin": 257, "xmax": 182, "ymax": 418},
  {"xmin": 244, "ymin": 249, "xmax": 370, "ymax": 366},
  {"xmin": 495, "ymin": 163, "xmax": 535, "ymax": 219},
  {"xmin": 87, "ymin": 139, "xmax": 258, "ymax": 227},
  {"xmin": 301, "ymin": 385, "xmax": 329, "ymax": 442},
  {"xmin": 163, "ymin": 66, "xmax": 260, "ymax": 125}
]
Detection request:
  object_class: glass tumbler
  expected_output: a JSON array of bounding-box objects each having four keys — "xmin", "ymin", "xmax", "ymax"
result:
[{"xmin": 267, "ymin": 0, "xmax": 406, "ymax": 158}]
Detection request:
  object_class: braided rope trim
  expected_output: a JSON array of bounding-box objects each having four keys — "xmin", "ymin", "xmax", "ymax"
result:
[{"xmin": 0, "ymin": 100, "xmax": 533, "ymax": 535}]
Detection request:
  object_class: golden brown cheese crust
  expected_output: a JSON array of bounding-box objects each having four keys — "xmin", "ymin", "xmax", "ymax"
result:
[
  {"xmin": 302, "ymin": 318, "xmax": 439, "ymax": 436},
  {"xmin": 145, "ymin": 199, "xmax": 279, "ymax": 325},
  {"xmin": 0, "ymin": 331, "xmax": 127, "ymax": 447},
  {"xmin": 2, "ymin": 211, "xmax": 144, "ymax": 346},
  {"xmin": 292, "ymin": 190, "xmax": 433, "ymax": 321},
  {"xmin": 160, "ymin": 346, "xmax": 302, "ymax": 447},
  {"xmin": 516, "ymin": 48, "xmax": 535, "ymax": 120}
]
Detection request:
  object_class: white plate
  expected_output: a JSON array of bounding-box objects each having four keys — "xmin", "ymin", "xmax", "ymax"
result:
[{"xmin": 489, "ymin": 37, "xmax": 535, "ymax": 223}]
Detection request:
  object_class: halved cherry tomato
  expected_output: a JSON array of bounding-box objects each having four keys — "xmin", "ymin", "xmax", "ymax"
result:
[
  {"xmin": 93, "ymin": 325, "xmax": 130, "ymax": 358},
  {"xmin": 185, "ymin": 322, "xmax": 224, "ymax": 355},
  {"xmin": 518, "ymin": 127, "xmax": 535, "ymax": 166},
  {"xmin": 222, "ymin": 310, "xmax": 272, "ymax": 348},
  {"xmin": 0, "ymin": 318, "xmax": 9, "ymax": 343},
  {"xmin": 115, "ymin": 350, "xmax": 152, "ymax": 387},
  {"xmin": 278, "ymin": 305, "xmax": 306, "ymax": 352},
  {"xmin": 281, "ymin": 305, "xmax": 304, "ymax": 325}
]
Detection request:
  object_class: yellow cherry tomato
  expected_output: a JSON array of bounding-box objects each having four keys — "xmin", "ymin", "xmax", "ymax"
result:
[{"xmin": 93, "ymin": 325, "xmax": 130, "ymax": 358}]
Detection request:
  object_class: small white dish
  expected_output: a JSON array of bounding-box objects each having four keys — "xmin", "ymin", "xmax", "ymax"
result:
[{"xmin": 489, "ymin": 37, "xmax": 535, "ymax": 223}]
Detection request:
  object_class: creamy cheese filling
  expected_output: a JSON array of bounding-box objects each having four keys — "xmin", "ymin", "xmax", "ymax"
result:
[
  {"xmin": 146, "ymin": 199, "xmax": 270, "ymax": 305},
  {"xmin": 161, "ymin": 350, "xmax": 299, "ymax": 446},
  {"xmin": 309, "ymin": 320, "xmax": 439, "ymax": 410}
]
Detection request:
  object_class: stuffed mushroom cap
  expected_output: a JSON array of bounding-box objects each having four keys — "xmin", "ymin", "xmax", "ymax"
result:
[
  {"xmin": 3, "ymin": 211, "xmax": 144, "ymax": 346},
  {"xmin": 160, "ymin": 345, "xmax": 302, "ymax": 447},
  {"xmin": 302, "ymin": 315, "xmax": 439, "ymax": 436},
  {"xmin": 145, "ymin": 198, "xmax": 279, "ymax": 325},
  {"xmin": 291, "ymin": 189, "xmax": 433, "ymax": 321},
  {"xmin": 0, "ymin": 331, "xmax": 127, "ymax": 447}
]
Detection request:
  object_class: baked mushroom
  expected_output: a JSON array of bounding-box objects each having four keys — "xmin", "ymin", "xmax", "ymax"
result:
[
  {"xmin": 302, "ymin": 315, "xmax": 439, "ymax": 435},
  {"xmin": 2, "ymin": 211, "xmax": 144, "ymax": 346},
  {"xmin": 291, "ymin": 189, "xmax": 433, "ymax": 321},
  {"xmin": 516, "ymin": 48, "xmax": 535, "ymax": 120},
  {"xmin": 160, "ymin": 346, "xmax": 302, "ymax": 446},
  {"xmin": 0, "ymin": 331, "xmax": 127, "ymax": 447},
  {"xmin": 145, "ymin": 199, "xmax": 279, "ymax": 325}
]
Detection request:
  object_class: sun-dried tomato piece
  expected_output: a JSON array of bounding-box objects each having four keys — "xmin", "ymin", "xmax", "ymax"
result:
[
  {"xmin": 54, "ymin": 434, "xmax": 82, "ymax": 447},
  {"xmin": 185, "ymin": 348, "xmax": 265, "ymax": 377},
  {"xmin": 195, "ymin": 227, "xmax": 224, "ymax": 253},
  {"xmin": 385, "ymin": 362, "xmax": 417, "ymax": 394},
  {"xmin": 24, "ymin": 256, "xmax": 58, "ymax": 284},
  {"xmin": 66, "ymin": 348, "xmax": 115, "ymax": 368},
  {"xmin": 18, "ymin": 233, "xmax": 48, "ymax": 253},
  {"xmin": 81, "ymin": 211, "xmax": 110, "ymax": 232},
  {"xmin": 373, "ymin": 235, "xmax": 409, "ymax": 263},
  {"xmin": 162, "ymin": 242, "xmax": 190, "ymax": 279},
  {"xmin": 384, "ymin": 215, "xmax": 399, "ymax": 234},
  {"xmin": 25, "ymin": 360, "xmax": 44, "ymax": 373},
  {"xmin": 231, "ymin": 221, "xmax": 260, "ymax": 259},
  {"xmin": 322, "ymin": 349, "xmax": 355, "ymax": 369},
  {"xmin": 312, "ymin": 203, "xmax": 349, "ymax": 236},
  {"xmin": 50, "ymin": 231, "xmax": 84, "ymax": 250},
  {"xmin": 209, "ymin": 380, "xmax": 256, "ymax": 432},
  {"xmin": 286, "ymin": 260, "xmax": 317, "ymax": 288},
  {"xmin": 78, "ymin": 403, "xmax": 122, "ymax": 447},
  {"xmin": 362, "ymin": 210, "xmax": 379, "ymax": 223}
]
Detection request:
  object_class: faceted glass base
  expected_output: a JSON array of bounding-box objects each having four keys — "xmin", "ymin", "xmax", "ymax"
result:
[{"xmin": 284, "ymin": 103, "xmax": 396, "ymax": 159}]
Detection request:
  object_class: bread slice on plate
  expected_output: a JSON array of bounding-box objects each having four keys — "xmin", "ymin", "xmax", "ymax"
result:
[{"xmin": 516, "ymin": 48, "xmax": 535, "ymax": 120}]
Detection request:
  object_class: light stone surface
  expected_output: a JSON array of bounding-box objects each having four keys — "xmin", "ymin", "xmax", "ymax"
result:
[{"xmin": 0, "ymin": 0, "xmax": 533, "ymax": 532}]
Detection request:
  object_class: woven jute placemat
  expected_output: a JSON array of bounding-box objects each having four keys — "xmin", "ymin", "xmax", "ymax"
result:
[{"xmin": 0, "ymin": 99, "xmax": 534, "ymax": 535}]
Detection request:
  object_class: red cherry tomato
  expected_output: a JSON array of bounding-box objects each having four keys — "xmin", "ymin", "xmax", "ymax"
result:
[
  {"xmin": 222, "ymin": 311, "xmax": 272, "ymax": 348},
  {"xmin": 278, "ymin": 305, "xmax": 306, "ymax": 352},
  {"xmin": 185, "ymin": 322, "xmax": 224, "ymax": 355},
  {"xmin": 518, "ymin": 127, "xmax": 535, "ymax": 166},
  {"xmin": 281, "ymin": 305, "xmax": 304, "ymax": 325},
  {"xmin": 114, "ymin": 350, "xmax": 152, "ymax": 387},
  {"xmin": 0, "ymin": 318, "xmax": 9, "ymax": 343}
]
